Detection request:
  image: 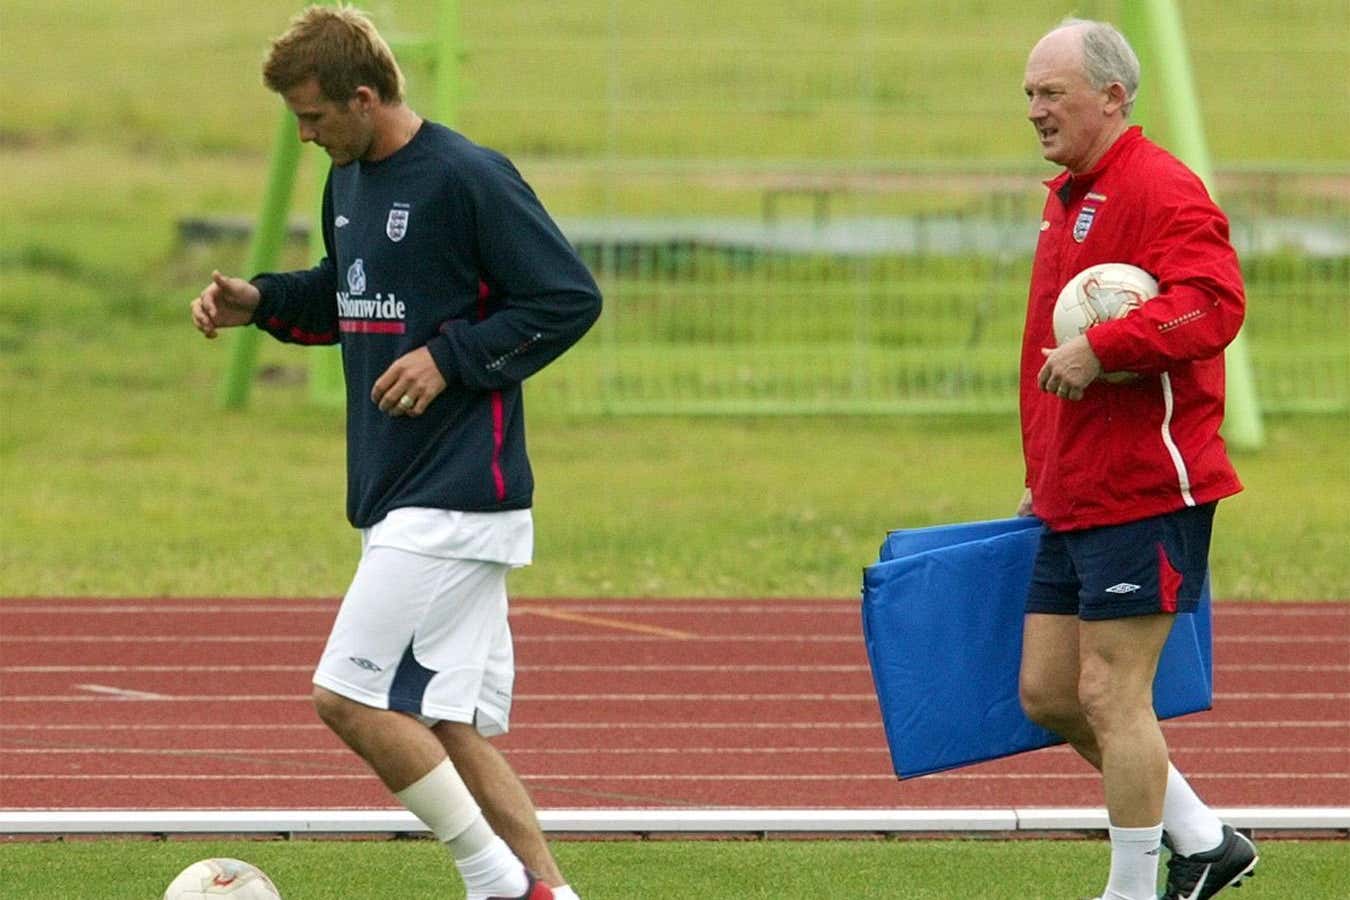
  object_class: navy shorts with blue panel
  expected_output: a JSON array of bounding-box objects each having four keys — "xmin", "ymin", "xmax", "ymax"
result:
[{"xmin": 1025, "ymin": 503, "xmax": 1216, "ymax": 621}]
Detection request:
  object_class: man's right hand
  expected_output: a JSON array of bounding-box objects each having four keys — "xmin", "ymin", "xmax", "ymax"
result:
[
  {"xmin": 1016, "ymin": 487, "xmax": 1034, "ymax": 517},
  {"xmin": 192, "ymin": 270, "xmax": 261, "ymax": 339}
]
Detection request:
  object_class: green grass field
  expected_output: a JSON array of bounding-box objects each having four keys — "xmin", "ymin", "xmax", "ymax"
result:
[
  {"xmin": 2, "ymin": 838, "xmax": 1347, "ymax": 899},
  {"xmin": 1, "ymin": 1, "xmax": 1346, "ymax": 897},
  {"xmin": 1, "ymin": 312, "xmax": 1345, "ymax": 597},
  {"xmin": 5, "ymin": 1, "xmax": 1348, "ymax": 165}
]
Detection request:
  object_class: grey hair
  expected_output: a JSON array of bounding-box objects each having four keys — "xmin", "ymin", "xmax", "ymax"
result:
[{"xmin": 1058, "ymin": 18, "xmax": 1141, "ymax": 118}]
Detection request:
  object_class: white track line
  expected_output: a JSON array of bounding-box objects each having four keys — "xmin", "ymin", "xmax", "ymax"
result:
[
  {"xmin": 4, "ymin": 807, "xmax": 1345, "ymax": 836},
  {"xmin": 0, "ymin": 722, "xmax": 876, "ymax": 731},
  {"xmin": 1209, "ymin": 692, "xmax": 1349, "ymax": 699},
  {"xmin": 3, "ymin": 633, "xmax": 1342, "ymax": 644},
  {"xmin": 1221, "ymin": 635, "xmax": 1350, "ymax": 644},
  {"xmin": 4, "ymin": 772, "xmax": 1344, "ymax": 782},
  {"xmin": 1, "ymin": 748, "xmax": 354, "ymax": 756},
  {"xmin": 1, "ymin": 695, "xmax": 311, "ymax": 702},
  {"xmin": 1, "ymin": 774, "xmax": 376, "ymax": 781},
  {"xmin": 1163, "ymin": 719, "xmax": 1350, "ymax": 728},
  {"xmin": 0, "ymin": 664, "xmax": 869, "ymax": 674},
  {"xmin": 1226, "ymin": 664, "xmax": 1350, "ymax": 672},
  {"xmin": 6, "ymin": 691, "xmax": 1346, "ymax": 703},
  {"xmin": 0, "ymin": 636, "xmax": 327, "ymax": 644},
  {"xmin": 0, "ymin": 605, "xmax": 337, "ymax": 615},
  {"xmin": 3, "ymin": 720, "xmax": 1346, "ymax": 731},
  {"xmin": 5, "ymin": 663, "xmax": 1344, "ymax": 674},
  {"xmin": 4, "ymin": 747, "xmax": 887, "ymax": 759},
  {"xmin": 73, "ymin": 684, "xmax": 174, "ymax": 700},
  {"xmin": 2, "ymin": 602, "xmax": 1345, "ymax": 615},
  {"xmin": 0, "ymin": 602, "xmax": 858, "ymax": 615},
  {"xmin": 3, "ymin": 665, "xmax": 314, "ymax": 673},
  {"xmin": 3, "ymin": 745, "xmax": 1342, "ymax": 757}
]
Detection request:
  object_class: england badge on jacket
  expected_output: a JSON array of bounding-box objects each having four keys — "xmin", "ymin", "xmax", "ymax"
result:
[
  {"xmin": 386, "ymin": 205, "xmax": 410, "ymax": 242},
  {"xmin": 1073, "ymin": 206, "xmax": 1097, "ymax": 242}
]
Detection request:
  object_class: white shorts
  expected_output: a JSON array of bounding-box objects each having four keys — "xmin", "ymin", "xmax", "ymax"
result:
[{"xmin": 312, "ymin": 521, "xmax": 523, "ymax": 737}]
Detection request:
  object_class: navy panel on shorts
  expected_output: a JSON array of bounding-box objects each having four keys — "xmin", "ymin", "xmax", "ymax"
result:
[
  {"xmin": 1025, "ymin": 503, "xmax": 1216, "ymax": 621},
  {"xmin": 388, "ymin": 642, "xmax": 436, "ymax": 714}
]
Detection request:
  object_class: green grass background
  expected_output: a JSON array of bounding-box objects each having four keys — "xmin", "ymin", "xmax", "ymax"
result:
[
  {"xmin": 2, "ymin": 838, "xmax": 1345, "ymax": 900},
  {"xmin": 1, "ymin": 2, "xmax": 1347, "ymax": 898},
  {"xmin": 3, "ymin": 342, "xmax": 1346, "ymax": 598},
  {"xmin": 5, "ymin": 1, "xmax": 1348, "ymax": 163}
]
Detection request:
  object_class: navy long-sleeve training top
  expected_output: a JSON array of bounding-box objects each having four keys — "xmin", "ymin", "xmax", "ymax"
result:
[{"xmin": 251, "ymin": 121, "xmax": 602, "ymax": 528}]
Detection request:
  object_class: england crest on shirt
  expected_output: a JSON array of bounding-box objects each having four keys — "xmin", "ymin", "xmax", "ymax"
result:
[
  {"xmin": 386, "ymin": 205, "xmax": 410, "ymax": 242},
  {"xmin": 1073, "ymin": 206, "xmax": 1097, "ymax": 242}
]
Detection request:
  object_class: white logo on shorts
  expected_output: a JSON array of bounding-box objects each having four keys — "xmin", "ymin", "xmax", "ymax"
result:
[{"xmin": 1104, "ymin": 582, "xmax": 1142, "ymax": 594}]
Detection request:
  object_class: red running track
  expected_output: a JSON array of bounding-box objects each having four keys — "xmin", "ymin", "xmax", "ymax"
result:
[{"xmin": 1, "ymin": 598, "xmax": 1347, "ymax": 812}]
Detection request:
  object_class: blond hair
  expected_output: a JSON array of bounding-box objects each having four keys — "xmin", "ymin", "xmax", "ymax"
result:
[{"xmin": 263, "ymin": 4, "xmax": 404, "ymax": 103}]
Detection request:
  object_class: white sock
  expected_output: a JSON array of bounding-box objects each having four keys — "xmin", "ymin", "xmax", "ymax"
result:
[
  {"xmin": 1103, "ymin": 823, "xmax": 1163, "ymax": 900},
  {"xmin": 1162, "ymin": 762, "xmax": 1224, "ymax": 856},
  {"xmin": 457, "ymin": 839, "xmax": 529, "ymax": 900},
  {"xmin": 553, "ymin": 886, "xmax": 581, "ymax": 900},
  {"xmin": 393, "ymin": 760, "xmax": 526, "ymax": 897},
  {"xmin": 446, "ymin": 815, "xmax": 497, "ymax": 860}
]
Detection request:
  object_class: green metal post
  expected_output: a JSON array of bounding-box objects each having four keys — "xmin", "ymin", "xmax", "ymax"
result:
[
  {"xmin": 1115, "ymin": 1, "xmax": 1151, "ymax": 124},
  {"xmin": 220, "ymin": 110, "xmax": 302, "ymax": 408},
  {"xmin": 1133, "ymin": 0, "xmax": 1266, "ymax": 449}
]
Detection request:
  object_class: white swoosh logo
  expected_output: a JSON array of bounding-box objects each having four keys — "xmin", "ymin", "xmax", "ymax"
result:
[{"xmin": 1181, "ymin": 864, "xmax": 1212, "ymax": 900}]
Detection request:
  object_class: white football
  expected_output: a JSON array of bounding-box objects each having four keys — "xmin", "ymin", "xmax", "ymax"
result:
[
  {"xmin": 1052, "ymin": 262, "xmax": 1158, "ymax": 346},
  {"xmin": 162, "ymin": 858, "xmax": 282, "ymax": 900}
]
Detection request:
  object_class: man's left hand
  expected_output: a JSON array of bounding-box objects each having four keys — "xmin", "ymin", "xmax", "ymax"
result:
[
  {"xmin": 372, "ymin": 347, "xmax": 448, "ymax": 417},
  {"xmin": 1037, "ymin": 335, "xmax": 1102, "ymax": 402}
]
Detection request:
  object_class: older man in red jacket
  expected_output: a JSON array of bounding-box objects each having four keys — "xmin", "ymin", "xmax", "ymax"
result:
[{"xmin": 1016, "ymin": 18, "xmax": 1258, "ymax": 900}]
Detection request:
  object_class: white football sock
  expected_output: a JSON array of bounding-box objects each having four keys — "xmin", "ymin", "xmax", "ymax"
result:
[
  {"xmin": 1162, "ymin": 762, "xmax": 1224, "ymax": 856},
  {"xmin": 458, "ymin": 839, "xmax": 530, "ymax": 900},
  {"xmin": 394, "ymin": 760, "xmax": 527, "ymax": 897},
  {"xmin": 552, "ymin": 886, "xmax": 581, "ymax": 900},
  {"xmin": 1103, "ymin": 823, "xmax": 1163, "ymax": 900}
]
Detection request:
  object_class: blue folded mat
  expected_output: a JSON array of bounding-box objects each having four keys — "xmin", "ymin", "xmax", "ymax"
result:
[{"xmin": 862, "ymin": 517, "xmax": 1213, "ymax": 779}]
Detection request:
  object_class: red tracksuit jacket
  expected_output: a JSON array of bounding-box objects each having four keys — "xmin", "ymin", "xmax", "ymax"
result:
[{"xmin": 1020, "ymin": 126, "xmax": 1244, "ymax": 532}]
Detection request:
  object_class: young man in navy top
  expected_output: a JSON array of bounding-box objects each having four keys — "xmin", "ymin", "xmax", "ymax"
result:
[{"xmin": 191, "ymin": 7, "xmax": 600, "ymax": 900}]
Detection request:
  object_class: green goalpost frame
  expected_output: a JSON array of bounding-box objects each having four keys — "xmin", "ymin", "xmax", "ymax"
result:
[
  {"xmin": 219, "ymin": 1, "xmax": 461, "ymax": 409},
  {"xmin": 1119, "ymin": 0, "xmax": 1266, "ymax": 450},
  {"xmin": 218, "ymin": 113, "xmax": 303, "ymax": 409}
]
